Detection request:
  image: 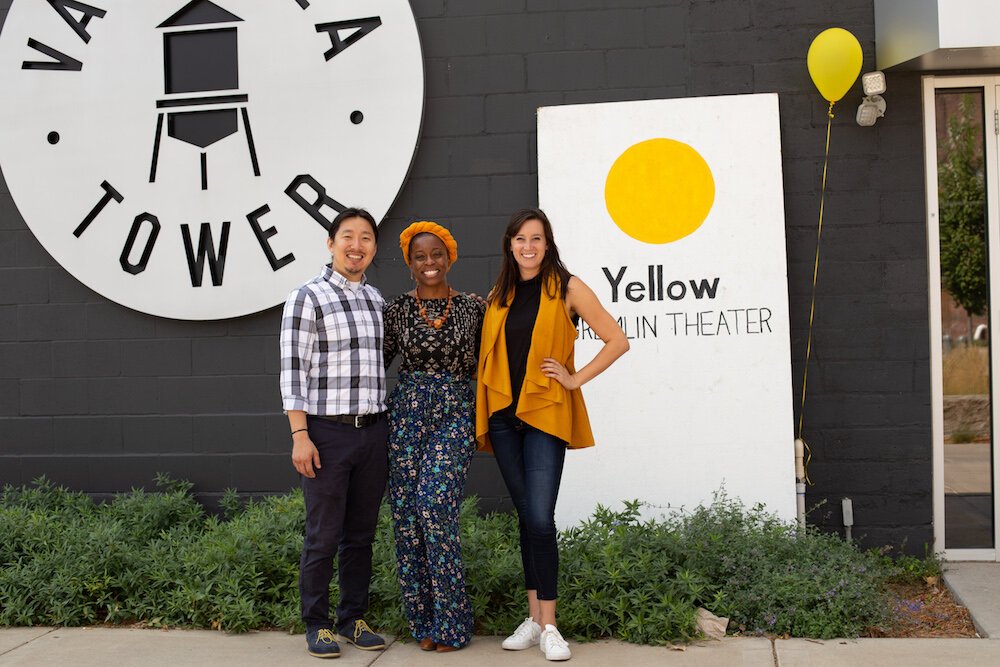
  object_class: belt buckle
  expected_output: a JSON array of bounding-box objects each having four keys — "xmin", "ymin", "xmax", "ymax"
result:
[{"xmin": 354, "ymin": 414, "xmax": 363, "ymax": 429}]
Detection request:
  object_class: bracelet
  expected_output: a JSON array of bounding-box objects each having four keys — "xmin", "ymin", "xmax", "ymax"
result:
[{"xmin": 291, "ymin": 428, "xmax": 308, "ymax": 436}]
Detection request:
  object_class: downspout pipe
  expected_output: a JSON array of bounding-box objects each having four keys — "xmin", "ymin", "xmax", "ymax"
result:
[{"xmin": 794, "ymin": 438, "xmax": 807, "ymax": 530}]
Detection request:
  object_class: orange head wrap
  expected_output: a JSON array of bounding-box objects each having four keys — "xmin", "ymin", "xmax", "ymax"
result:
[{"xmin": 399, "ymin": 221, "xmax": 458, "ymax": 266}]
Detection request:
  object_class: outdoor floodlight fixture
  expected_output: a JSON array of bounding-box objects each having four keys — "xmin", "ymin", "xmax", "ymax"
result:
[
  {"xmin": 856, "ymin": 70, "xmax": 887, "ymax": 127},
  {"xmin": 861, "ymin": 70, "xmax": 886, "ymax": 96}
]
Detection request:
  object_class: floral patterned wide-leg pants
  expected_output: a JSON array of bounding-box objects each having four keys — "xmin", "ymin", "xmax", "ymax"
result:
[{"xmin": 387, "ymin": 371, "xmax": 476, "ymax": 648}]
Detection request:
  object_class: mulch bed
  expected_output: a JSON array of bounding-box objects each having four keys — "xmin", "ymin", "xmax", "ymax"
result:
[{"xmin": 867, "ymin": 579, "xmax": 979, "ymax": 638}]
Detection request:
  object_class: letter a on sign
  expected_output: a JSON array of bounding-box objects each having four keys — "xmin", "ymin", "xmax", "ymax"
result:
[
  {"xmin": 315, "ymin": 17, "xmax": 382, "ymax": 61},
  {"xmin": 48, "ymin": 0, "xmax": 108, "ymax": 44}
]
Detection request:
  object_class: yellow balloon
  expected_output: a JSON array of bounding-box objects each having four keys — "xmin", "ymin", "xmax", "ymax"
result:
[{"xmin": 807, "ymin": 28, "xmax": 863, "ymax": 103}]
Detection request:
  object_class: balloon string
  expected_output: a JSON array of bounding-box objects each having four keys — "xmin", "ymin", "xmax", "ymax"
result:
[{"xmin": 797, "ymin": 103, "xmax": 834, "ymax": 485}]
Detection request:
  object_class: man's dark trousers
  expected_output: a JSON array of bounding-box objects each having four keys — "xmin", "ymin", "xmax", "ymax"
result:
[{"xmin": 300, "ymin": 415, "xmax": 388, "ymax": 631}]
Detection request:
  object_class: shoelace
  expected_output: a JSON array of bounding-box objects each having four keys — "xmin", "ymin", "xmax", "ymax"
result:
[
  {"xmin": 315, "ymin": 629, "xmax": 336, "ymax": 645},
  {"xmin": 511, "ymin": 618, "xmax": 536, "ymax": 639},
  {"xmin": 354, "ymin": 619, "xmax": 375, "ymax": 641},
  {"xmin": 543, "ymin": 629, "xmax": 568, "ymax": 650}
]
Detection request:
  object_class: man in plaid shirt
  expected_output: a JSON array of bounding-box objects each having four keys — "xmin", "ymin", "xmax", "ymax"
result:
[{"xmin": 280, "ymin": 207, "xmax": 389, "ymax": 659}]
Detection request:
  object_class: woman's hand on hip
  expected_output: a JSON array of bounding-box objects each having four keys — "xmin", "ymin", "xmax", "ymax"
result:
[{"xmin": 541, "ymin": 357, "xmax": 580, "ymax": 390}]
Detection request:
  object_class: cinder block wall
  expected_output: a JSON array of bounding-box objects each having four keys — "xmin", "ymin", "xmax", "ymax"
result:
[{"xmin": 0, "ymin": 0, "xmax": 932, "ymax": 551}]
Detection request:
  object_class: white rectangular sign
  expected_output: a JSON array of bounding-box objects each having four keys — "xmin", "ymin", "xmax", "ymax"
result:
[{"xmin": 538, "ymin": 93, "xmax": 796, "ymax": 526}]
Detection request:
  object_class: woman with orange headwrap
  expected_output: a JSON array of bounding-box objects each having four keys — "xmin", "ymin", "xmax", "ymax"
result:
[{"xmin": 383, "ymin": 221, "xmax": 485, "ymax": 652}]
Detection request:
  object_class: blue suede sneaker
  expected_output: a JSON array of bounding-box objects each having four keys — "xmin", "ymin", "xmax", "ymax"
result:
[
  {"xmin": 306, "ymin": 628, "xmax": 341, "ymax": 658},
  {"xmin": 338, "ymin": 619, "xmax": 386, "ymax": 651}
]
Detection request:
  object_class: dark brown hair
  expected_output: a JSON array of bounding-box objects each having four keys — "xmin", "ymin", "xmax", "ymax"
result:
[{"xmin": 487, "ymin": 207, "xmax": 571, "ymax": 307}]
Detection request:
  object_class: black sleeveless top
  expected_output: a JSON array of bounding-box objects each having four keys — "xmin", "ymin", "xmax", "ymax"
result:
[{"xmin": 497, "ymin": 275, "xmax": 542, "ymax": 417}]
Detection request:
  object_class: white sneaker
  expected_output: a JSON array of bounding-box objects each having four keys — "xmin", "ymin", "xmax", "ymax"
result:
[
  {"xmin": 540, "ymin": 624, "xmax": 571, "ymax": 661},
  {"xmin": 501, "ymin": 617, "xmax": 541, "ymax": 650}
]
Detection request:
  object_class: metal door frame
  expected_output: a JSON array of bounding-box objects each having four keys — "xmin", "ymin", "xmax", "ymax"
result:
[{"xmin": 923, "ymin": 74, "xmax": 1000, "ymax": 561}]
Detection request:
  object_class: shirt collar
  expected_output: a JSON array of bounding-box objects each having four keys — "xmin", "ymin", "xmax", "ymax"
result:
[{"xmin": 322, "ymin": 264, "xmax": 367, "ymax": 288}]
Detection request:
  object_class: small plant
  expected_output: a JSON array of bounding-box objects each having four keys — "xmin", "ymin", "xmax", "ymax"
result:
[
  {"xmin": 218, "ymin": 488, "xmax": 244, "ymax": 520},
  {"xmin": 879, "ymin": 543, "xmax": 943, "ymax": 585}
]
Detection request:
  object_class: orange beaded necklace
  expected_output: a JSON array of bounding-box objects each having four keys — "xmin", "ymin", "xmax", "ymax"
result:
[{"xmin": 414, "ymin": 289, "xmax": 452, "ymax": 330}]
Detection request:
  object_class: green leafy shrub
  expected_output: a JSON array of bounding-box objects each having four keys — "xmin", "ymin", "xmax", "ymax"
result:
[
  {"xmin": 558, "ymin": 500, "xmax": 702, "ymax": 644},
  {"xmin": 0, "ymin": 476, "xmax": 205, "ymax": 627},
  {"xmin": 0, "ymin": 478, "xmax": 927, "ymax": 642},
  {"xmin": 135, "ymin": 491, "xmax": 304, "ymax": 632},
  {"xmin": 671, "ymin": 495, "xmax": 889, "ymax": 638},
  {"xmin": 460, "ymin": 505, "xmax": 523, "ymax": 635}
]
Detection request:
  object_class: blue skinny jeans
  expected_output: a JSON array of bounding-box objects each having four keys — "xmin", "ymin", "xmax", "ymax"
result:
[{"xmin": 488, "ymin": 414, "xmax": 567, "ymax": 600}]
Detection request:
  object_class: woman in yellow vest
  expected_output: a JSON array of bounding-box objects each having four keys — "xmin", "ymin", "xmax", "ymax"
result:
[{"xmin": 476, "ymin": 207, "xmax": 628, "ymax": 662}]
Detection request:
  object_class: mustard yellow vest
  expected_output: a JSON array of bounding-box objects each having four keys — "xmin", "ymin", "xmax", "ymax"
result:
[{"xmin": 476, "ymin": 277, "xmax": 594, "ymax": 452}]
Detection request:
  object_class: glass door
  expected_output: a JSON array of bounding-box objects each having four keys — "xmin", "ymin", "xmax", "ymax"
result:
[{"xmin": 925, "ymin": 76, "xmax": 1000, "ymax": 560}]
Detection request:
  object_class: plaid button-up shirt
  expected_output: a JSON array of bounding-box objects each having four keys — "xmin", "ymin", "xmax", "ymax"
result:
[{"xmin": 280, "ymin": 265, "xmax": 386, "ymax": 416}]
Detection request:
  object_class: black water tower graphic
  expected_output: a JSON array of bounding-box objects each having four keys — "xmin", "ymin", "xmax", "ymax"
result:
[{"xmin": 149, "ymin": 0, "xmax": 260, "ymax": 190}]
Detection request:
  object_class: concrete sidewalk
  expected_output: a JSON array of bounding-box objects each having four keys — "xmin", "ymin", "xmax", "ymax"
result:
[
  {"xmin": 3, "ymin": 629, "xmax": 1000, "ymax": 666},
  {"xmin": 944, "ymin": 561, "xmax": 1000, "ymax": 639},
  {"xmin": 2, "ymin": 561, "xmax": 997, "ymax": 667}
]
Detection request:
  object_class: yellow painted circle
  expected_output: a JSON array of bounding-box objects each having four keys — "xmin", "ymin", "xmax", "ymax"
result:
[{"xmin": 604, "ymin": 138, "xmax": 715, "ymax": 244}]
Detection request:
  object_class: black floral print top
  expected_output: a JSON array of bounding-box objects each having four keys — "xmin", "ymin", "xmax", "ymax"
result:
[{"xmin": 383, "ymin": 293, "xmax": 486, "ymax": 378}]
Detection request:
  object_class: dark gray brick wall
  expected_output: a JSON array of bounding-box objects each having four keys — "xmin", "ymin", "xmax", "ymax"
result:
[{"xmin": 0, "ymin": 1, "xmax": 933, "ymax": 552}]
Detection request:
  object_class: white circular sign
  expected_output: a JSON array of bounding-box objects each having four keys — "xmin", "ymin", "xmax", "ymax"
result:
[{"xmin": 0, "ymin": 0, "xmax": 423, "ymax": 319}]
